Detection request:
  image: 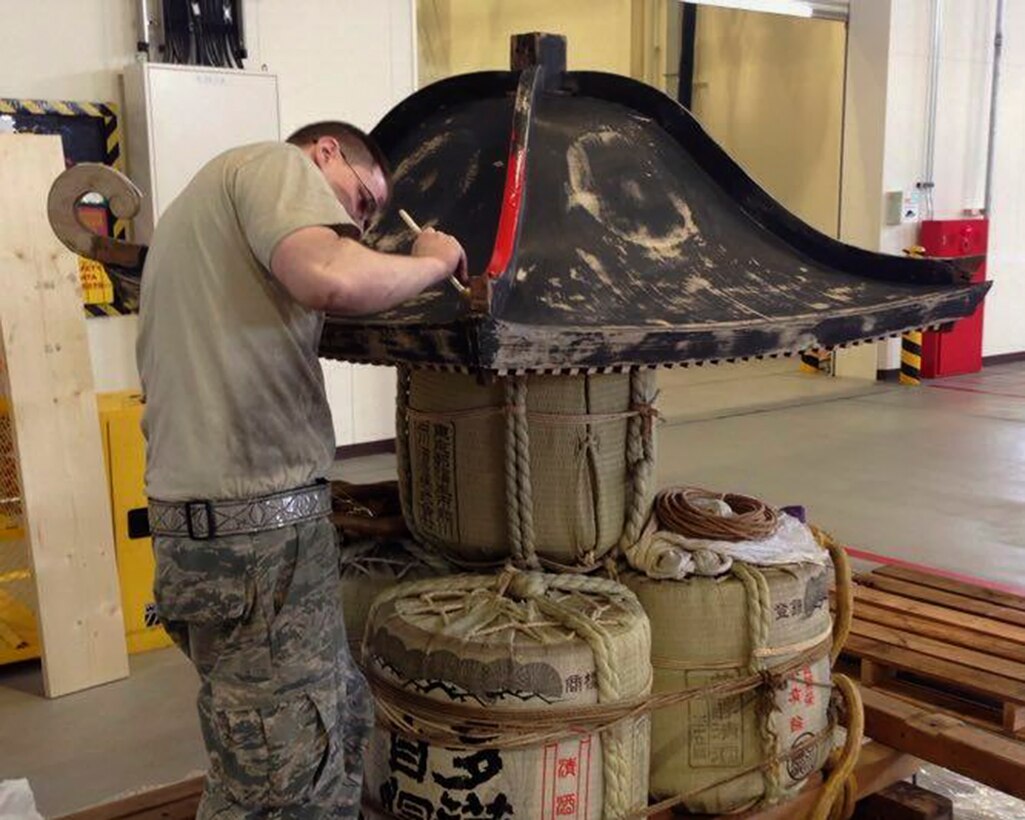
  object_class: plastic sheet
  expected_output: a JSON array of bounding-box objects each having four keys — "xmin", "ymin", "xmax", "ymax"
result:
[
  {"xmin": 916, "ymin": 764, "xmax": 1025, "ymax": 819},
  {"xmin": 0, "ymin": 779, "xmax": 43, "ymax": 820},
  {"xmin": 626, "ymin": 511, "xmax": 826, "ymax": 580}
]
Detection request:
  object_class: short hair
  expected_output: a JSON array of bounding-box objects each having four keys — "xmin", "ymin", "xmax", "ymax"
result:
[{"xmin": 287, "ymin": 120, "xmax": 393, "ymax": 199}]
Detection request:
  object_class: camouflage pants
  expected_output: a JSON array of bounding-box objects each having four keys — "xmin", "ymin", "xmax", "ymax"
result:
[{"xmin": 153, "ymin": 516, "xmax": 371, "ymax": 818}]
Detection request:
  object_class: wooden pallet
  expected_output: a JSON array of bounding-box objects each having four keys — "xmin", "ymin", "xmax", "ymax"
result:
[
  {"xmin": 842, "ymin": 564, "xmax": 1025, "ymax": 799},
  {"xmin": 843, "ymin": 565, "xmax": 1025, "ymax": 737},
  {"xmin": 654, "ymin": 742, "xmax": 920, "ymax": 819},
  {"xmin": 58, "ymin": 776, "xmax": 203, "ymax": 820},
  {"xmin": 859, "ymin": 686, "xmax": 1025, "ymax": 801}
]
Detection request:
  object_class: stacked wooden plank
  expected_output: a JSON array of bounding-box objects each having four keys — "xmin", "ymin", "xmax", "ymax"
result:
[{"xmin": 843, "ymin": 565, "xmax": 1025, "ymax": 799}]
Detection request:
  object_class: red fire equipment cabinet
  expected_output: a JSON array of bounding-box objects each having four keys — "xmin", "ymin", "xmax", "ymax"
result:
[{"xmin": 919, "ymin": 219, "xmax": 988, "ymax": 378}]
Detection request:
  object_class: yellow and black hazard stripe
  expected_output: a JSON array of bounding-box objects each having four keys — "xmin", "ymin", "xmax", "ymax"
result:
[
  {"xmin": 800, "ymin": 348, "xmax": 831, "ymax": 375},
  {"xmin": 800, "ymin": 350, "xmax": 820, "ymax": 374},
  {"xmin": 900, "ymin": 330, "xmax": 922, "ymax": 385},
  {"xmin": 84, "ymin": 304, "xmax": 124, "ymax": 318},
  {"xmin": 1, "ymin": 97, "xmax": 116, "ymax": 131},
  {"xmin": 1, "ymin": 98, "xmax": 128, "ymax": 315},
  {"xmin": 897, "ymin": 246, "xmax": 927, "ymax": 386}
]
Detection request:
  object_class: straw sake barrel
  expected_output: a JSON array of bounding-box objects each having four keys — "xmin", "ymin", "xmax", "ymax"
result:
[
  {"xmin": 396, "ymin": 368, "xmax": 657, "ymax": 571},
  {"xmin": 338, "ymin": 538, "xmax": 453, "ymax": 658},
  {"xmin": 623, "ymin": 561, "xmax": 833, "ymax": 814},
  {"xmin": 361, "ymin": 572, "xmax": 652, "ymax": 820}
]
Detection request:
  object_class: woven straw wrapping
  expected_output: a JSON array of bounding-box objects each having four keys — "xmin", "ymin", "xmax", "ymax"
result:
[
  {"xmin": 400, "ymin": 370, "xmax": 656, "ymax": 570},
  {"xmin": 362, "ymin": 572, "xmax": 652, "ymax": 819},
  {"xmin": 338, "ymin": 538, "xmax": 454, "ymax": 658},
  {"xmin": 623, "ymin": 562, "xmax": 833, "ymax": 814}
]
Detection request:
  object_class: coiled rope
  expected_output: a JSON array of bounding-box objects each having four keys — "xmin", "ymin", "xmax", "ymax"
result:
[
  {"xmin": 810, "ymin": 524, "xmax": 854, "ymax": 664},
  {"xmin": 655, "ymin": 486, "xmax": 779, "ymax": 542},
  {"xmin": 813, "ymin": 674, "xmax": 864, "ymax": 820}
]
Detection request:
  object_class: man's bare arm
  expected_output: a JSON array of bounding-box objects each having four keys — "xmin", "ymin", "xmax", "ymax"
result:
[{"xmin": 270, "ymin": 225, "xmax": 467, "ymax": 315}]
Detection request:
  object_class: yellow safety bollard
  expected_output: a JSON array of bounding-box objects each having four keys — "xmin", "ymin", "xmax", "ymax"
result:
[
  {"xmin": 900, "ymin": 330, "xmax": 923, "ymax": 386},
  {"xmin": 899, "ymin": 246, "xmax": 927, "ymax": 386}
]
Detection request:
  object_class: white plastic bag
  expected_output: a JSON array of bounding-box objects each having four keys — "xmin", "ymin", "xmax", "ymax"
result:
[
  {"xmin": 626, "ymin": 511, "xmax": 826, "ymax": 580},
  {"xmin": 0, "ymin": 779, "xmax": 44, "ymax": 820}
]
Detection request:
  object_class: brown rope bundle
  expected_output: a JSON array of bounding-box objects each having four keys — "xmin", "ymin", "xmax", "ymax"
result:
[{"xmin": 655, "ymin": 486, "xmax": 779, "ymax": 542}]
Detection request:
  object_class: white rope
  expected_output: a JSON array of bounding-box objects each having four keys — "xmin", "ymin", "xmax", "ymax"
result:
[
  {"xmin": 620, "ymin": 369, "xmax": 658, "ymax": 550},
  {"xmin": 503, "ymin": 378, "xmax": 526, "ymax": 567},
  {"xmin": 510, "ymin": 377, "xmax": 539, "ymax": 568},
  {"xmin": 734, "ymin": 562, "xmax": 784, "ymax": 805}
]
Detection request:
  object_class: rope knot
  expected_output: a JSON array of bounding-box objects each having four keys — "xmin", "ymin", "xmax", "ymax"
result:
[
  {"xmin": 632, "ymin": 400, "xmax": 661, "ymax": 437},
  {"xmin": 577, "ymin": 431, "xmax": 600, "ymax": 456},
  {"xmin": 504, "ymin": 571, "xmax": 548, "ymax": 602},
  {"xmin": 692, "ymin": 548, "xmax": 732, "ymax": 576}
]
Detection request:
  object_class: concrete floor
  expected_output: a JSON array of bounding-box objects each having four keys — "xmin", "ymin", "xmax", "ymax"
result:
[
  {"xmin": 2, "ymin": 362, "xmax": 1023, "ymax": 816},
  {"xmin": 658, "ymin": 362, "xmax": 1025, "ymax": 585}
]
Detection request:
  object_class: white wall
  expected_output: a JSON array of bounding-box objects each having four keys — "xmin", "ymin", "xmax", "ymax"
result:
[
  {"xmin": 0, "ymin": 0, "xmax": 414, "ymax": 440},
  {"xmin": 857, "ymin": 0, "xmax": 1021, "ymax": 366},
  {"xmin": 0, "ymin": 0, "xmax": 135, "ymax": 102},
  {"xmin": 879, "ymin": 1, "xmax": 993, "ymax": 251},
  {"xmin": 245, "ymin": 0, "xmax": 415, "ymax": 443},
  {"xmin": 245, "ymin": 0, "xmax": 416, "ymax": 135},
  {"xmin": 986, "ymin": 0, "xmax": 1025, "ymax": 356}
]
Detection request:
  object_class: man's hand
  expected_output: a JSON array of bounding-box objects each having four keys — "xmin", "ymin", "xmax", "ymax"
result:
[{"xmin": 412, "ymin": 228, "xmax": 468, "ymax": 284}]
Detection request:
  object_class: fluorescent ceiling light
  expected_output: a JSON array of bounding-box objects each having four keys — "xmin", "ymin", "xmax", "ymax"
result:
[
  {"xmin": 692, "ymin": 0, "xmax": 813, "ymax": 16},
  {"xmin": 687, "ymin": 0, "xmax": 845, "ymax": 19}
]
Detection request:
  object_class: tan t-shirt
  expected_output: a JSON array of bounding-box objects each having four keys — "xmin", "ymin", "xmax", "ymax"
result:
[{"xmin": 137, "ymin": 142, "xmax": 355, "ymax": 502}]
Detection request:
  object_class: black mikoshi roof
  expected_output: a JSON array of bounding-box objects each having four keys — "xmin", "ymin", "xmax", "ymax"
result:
[{"xmin": 323, "ymin": 33, "xmax": 989, "ymax": 375}]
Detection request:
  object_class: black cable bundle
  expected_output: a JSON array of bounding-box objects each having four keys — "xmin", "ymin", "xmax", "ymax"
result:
[
  {"xmin": 161, "ymin": 0, "xmax": 191, "ymax": 63},
  {"xmin": 230, "ymin": 0, "xmax": 247, "ymax": 65},
  {"xmin": 160, "ymin": 0, "xmax": 245, "ymax": 68},
  {"xmin": 191, "ymin": 0, "xmax": 210, "ymax": 65},
  {"xmin": 207, "ymin": 0, "xmax": 244, "ymax": 68}
]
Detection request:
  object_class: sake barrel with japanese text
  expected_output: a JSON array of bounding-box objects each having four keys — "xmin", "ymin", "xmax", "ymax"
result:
[
  {"xmin": 338, "ymin": 538, "xmax": 454, "ymax": 658},
  {"xmin": 396, "ymin": 368, "xmax": 657, "ymax": 571},
  {"xmin": 361, "ymin": 571, "xmax": 651, "ymax": 819},
  {"xmin": 623, "ymin": 561, "xmax": 833, "ymax": 814}
]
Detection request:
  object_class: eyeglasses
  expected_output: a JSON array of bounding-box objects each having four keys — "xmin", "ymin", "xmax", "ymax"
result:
[{"xmin": 338, "ymin": 149, "xmax": 379, "ymax": 228}]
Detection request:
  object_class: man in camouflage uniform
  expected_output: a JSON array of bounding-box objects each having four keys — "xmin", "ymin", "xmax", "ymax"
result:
[{"xmin": 138, "ymin": 122, "xmax": 466, "ymax": 817}]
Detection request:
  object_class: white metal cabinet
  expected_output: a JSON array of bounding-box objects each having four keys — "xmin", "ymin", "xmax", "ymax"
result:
[{"xmin": 123, "ymin": 62, "xmax": 281, "ymax": 242}]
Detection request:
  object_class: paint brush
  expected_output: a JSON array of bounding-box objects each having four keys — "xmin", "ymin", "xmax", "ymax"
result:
[{"xmin": 399, "ymin": 208, "xmax": 468, "ymax": 294}]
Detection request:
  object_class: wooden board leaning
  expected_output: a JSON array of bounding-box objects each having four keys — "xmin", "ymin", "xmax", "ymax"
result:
[{"xmin": 0, "ymin": 134, "xmax": 128, "ymax": 696}]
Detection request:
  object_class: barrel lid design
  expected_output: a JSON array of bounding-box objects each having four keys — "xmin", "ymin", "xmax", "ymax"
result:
[{"xmin": 364, "ymin": 572, "xmax": 649, "ymax": 705}]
